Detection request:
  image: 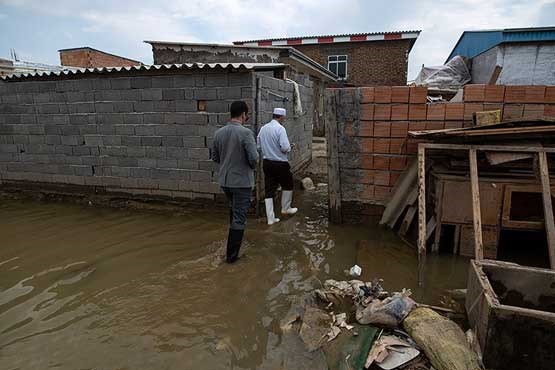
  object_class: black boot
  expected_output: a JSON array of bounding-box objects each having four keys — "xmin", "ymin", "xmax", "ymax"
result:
[{"xmin": 226, "ymin": 229, "xmax": 244, "ymax": 263}]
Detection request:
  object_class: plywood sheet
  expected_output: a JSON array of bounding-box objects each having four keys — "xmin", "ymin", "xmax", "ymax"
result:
[
  {"xmin": 441, "ymin": 180, "xmax": 502, "ymax": 226},
  {"xmin": 459, "ymin": 225, "xmax": 498, "ymax": 259}
]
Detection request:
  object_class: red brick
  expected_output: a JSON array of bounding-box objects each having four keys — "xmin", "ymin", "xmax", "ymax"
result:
[
  {"xmin": 409, "ymin": 86, "xmax": 427, "ymax": 103},
  {"xmin": 360, "ymin": 87, "xmax": 375, "ymax": 103},
  {"xmin": 375, "ymin": 87, "xmax": 392, "ymax": 103},
  {"xmin": 357, "ymin": 121, "xmax": 374, "ymax": 137},
  {"xmin": 361, "ymin": 155, "xmax": 374, "ymax": 169},
  {"xmin": 425, "ymin": 121, "xmax": 445, "ymax": 130},
  {"xmin": 523, "ymin": 104, "xmax": 545, "ymax": 119},
  {"xmin": 373, "ymin": 155, "xmax": 390, "ymax": 170},
  {"xmin": 391, "ymin": 86, "xmax": 410, "ymax": 102},
  {"xmin": 390, "ymin": 155, "xmax": 408, "ymax": 170},
  {"xmin": 464, "ymin": 103, "xmax": 485, "ymax": 120},
  {"xmin": 344, "ymin": 120, "xmax": 355, "ymax": 136},
  {"xmin": 546, "ymin": 87, "xmax": 555, "ymax": 104},
  {"xmin": 374, "ymin": 105, "xmax": 392, "ymax": 120},
  {"xmin": 374, "ymin": 139, "xmax": 390, "ymax": 154},
  {"xmin": 408, "ymin": 121, "xmax": 427, "ymax": 132},
  {"xmin": 427, "ymin": 104, "xmax": 446, "ymax": 120},
  {"xmin": 505, "ymin": 86, "xmax": 526, "ymax": 103},
  {"xmin": 360, "ymin": 104, "xmax": 375, "ymax": 120},
  {"xmin": 374, "ymin": 171, "xmax": 391, "ymax": 186},
  {"xmin": 445, "ymin": 103, "xmax": 464, "ymax": 120},
  {"xmin": 360, "ymin": 138, "xmax": 374, "ymax": 153},
  {"xmin": 408, "ymin": 104, "xmax": 427, "ymax": 120},
  {"xmin": 444, "ymin": 121, "xmax": 464, "ymax": 129},
  {"xmin": 464, "ymin": 84, "xmax": 485, "ymax": 102},
  {"xmin": 374, "ymin": 186, "xmax": 392, "ymax": 200},
  {"xmin": 373, "ymin": 121, "xmax": 391, "ymax": 137},
  {"xmin": 502, "ymin": 104, "xmax": 524, "ymax": 120},
  {"xmin": 484, "ymin": 85, "xmax": 505, "ymax": 102},
  {"xmin": 544, "ymin": 105, "xmax": 555, "ymax": 118},
  {"xmin": 524, "ymin": 86, "xmax": 546, "ymax": 103},
  {"xmin": 389, "ymin": 138, "xmax": 406, "ymax": 154},
  {"xmin": 391, "ymin": 104, "xmax": 409, "ymax": 120},
  {"xmin": 391, "ymin": 121, "xmax": 408, "ymax": 137},
  {"xmin": 406, "ymin": 139, "xmax": 422, "ymax": 154},
  {"xmin": 390, "ymin": 171, "xmax": 402, "ymax": 187}
]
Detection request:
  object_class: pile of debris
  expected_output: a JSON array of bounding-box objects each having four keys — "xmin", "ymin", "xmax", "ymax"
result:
[{"xmin": 281, "ymin": 277, "xmax": 482, "ymax": 370}]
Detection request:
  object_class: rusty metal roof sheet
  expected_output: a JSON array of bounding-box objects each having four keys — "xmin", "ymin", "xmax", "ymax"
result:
[
  {"xmin": 234, "ymin": 30, "xmax": 421, "ymax": 44},
  {"xmin": 1, "ymin": 62, "xmax": 287, "ymax": 81}
]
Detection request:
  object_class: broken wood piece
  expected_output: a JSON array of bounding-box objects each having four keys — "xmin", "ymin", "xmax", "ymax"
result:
[
  {"xmin": 399, "ymin": 205, "xmax": 417, "ymax": 236},
  {"xmin": 432, "ymin": 181, "xmax": 445, "ymax": 252},
  {"xmin": 538, "ymin": 151, "xmax": 555, "ymax": 269},
  {"xmin": 417, "ymin": 145, "xmax": 427, "ymax": 286},
  {"xmin": 469, "ymin": 149, "xmax": 484, "ymax": 260},
  {"xmin": 486, "ymin": 151, "xmax": 533, "ymax": 165}
]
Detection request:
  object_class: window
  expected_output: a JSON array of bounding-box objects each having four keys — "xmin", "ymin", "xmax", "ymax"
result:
[{"xmin": 328, "ymin": 55, "xmax": 348, "ymax": 79}]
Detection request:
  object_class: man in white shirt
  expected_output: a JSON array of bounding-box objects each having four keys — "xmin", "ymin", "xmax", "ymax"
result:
[{"xmin": 257, "ymin": 108, "xmax": 298, "ymax": 225}]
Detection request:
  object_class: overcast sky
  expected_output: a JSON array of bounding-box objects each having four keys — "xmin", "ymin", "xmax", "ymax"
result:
[{"xmin": 0, "ymin": 0, "xmax": 553, "ymax": 80}]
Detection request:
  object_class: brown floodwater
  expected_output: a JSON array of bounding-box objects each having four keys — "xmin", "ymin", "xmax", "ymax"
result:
[{"xmin": 0, "ymin": 188, "xmax": 468, "ymax": 370}]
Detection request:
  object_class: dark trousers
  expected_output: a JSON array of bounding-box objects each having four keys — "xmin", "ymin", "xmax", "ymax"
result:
[
  {"xmin": 222, "ymin": 187, "xmax": 252, "ymax": 230},
  {"xmin": 263, "ymin": 159, "xmax": 294, "ymax": 199}
]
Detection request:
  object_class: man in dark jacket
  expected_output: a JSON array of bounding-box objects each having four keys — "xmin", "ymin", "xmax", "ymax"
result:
[{"xmin": 211, "ymin": 101, "xmax": 259, "ymax": 263}]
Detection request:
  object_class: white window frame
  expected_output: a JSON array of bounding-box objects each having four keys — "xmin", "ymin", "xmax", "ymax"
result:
[{"xmin": 327, "ymin": 55, "xmax": 348, "ymax": 80}]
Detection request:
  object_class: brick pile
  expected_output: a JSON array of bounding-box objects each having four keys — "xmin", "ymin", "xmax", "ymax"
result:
[{"xmin": 334, "ymin": 84, "xmax": 555, "ymax": 219}]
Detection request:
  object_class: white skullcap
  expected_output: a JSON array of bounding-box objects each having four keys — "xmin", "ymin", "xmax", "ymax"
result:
[{"xmin": 273, "ymin": 108, "xmax": 286, "ymax": 116}]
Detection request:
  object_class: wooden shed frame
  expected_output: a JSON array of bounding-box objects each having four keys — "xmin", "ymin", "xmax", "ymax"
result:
[{"xmin": 417, "ymin": 143, "xmax": 555, "ymax": 285}]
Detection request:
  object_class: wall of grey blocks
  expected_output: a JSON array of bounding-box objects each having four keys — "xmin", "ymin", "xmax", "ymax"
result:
[
  {"xmin": 0, "ymin": 70, "xmax": 255, "ymax": 201},
  {"xmin": 256, "ymin": 74, "xmax": 314, "ymax": 173}
]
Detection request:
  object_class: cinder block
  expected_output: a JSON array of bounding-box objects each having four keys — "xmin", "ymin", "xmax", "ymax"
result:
[
  {"xmin": 153, "ymin": 100, "xmax": 176, "ymax": 112},
  {"xmin": 111, "ymin": 78, "xmax": 131, "ymax": 90},
  {"xmin": 188, "ymin": 148, "xmax": 209, "ymax": 160},
  {"xmin": 28, "ymin": 135, "xmax": 45, "ymax": 144},
  {"xmin": 142, "ymin": 112, "xmax": 163, "ymax": 124},
  {"xmin": 183, "ymin": 136, "xmax": 206, "ymax": 148},
  {"xmin": 135, "ymin": 125, "xmax": 155, "ymax": 136},
  {"xmin": 205, "ymin": 73, "xmax": 228, "ymax": 87},
  {"xmin": 152, "ymin": 76, "xmax": 175, "ymax": 89},
  {"xmin": 130, "ymin": 77, "xmax": 152, "ymax": 89},
  {"xmin": 138, "ymin": 158, "xmax": 157, "ymax": 167},
  {"xmin": 145, "ymin": 147, "xmax": 166, "ymax": 158},
  {"xmin": 55, "ymin": 145, "xmax": 73, "ymax": 155},
  {"xmin": 217, "ymin": 87, "xmax": 242, "ymax": 100},
  {"xmin": 70, "ymin": 102, "xmax": 95, "ymax": 114},
  {"xmin": 175, "ymin": 100, "xmax": 196, "ymax": 112},
  {"xmin": 111, "ymin": 166, "xmax": 131, "ymax": 177},
  {"xmin": 173, "ymin": 75, "xmax": 194, "ymax": 88},
  {"xmin": 115, "ymin": 125, "xmax": 135, "ymax": 136},
  {"xmin": 118, "ymin": 157, "xmax": 138, "ymax": 167},
  {"xmin": 193, "ymin": 88, "xmax": 218, "ymax": 100},
  {"xmin": 95, "ymin": 90, "xmax": 122, "ymax": 101},
  {"xmin": 189, "ymin": 170, "xmax": 211, "ymax": 182},
  {"xmin": 82, "ymin": 156, "xmax": 101, "ymax": 166},
  {"xmin": 102, "ymin": 135, "xmax": 122, "ymax": 146},
  {"xmin": 45, "ymin": 135, "xmax": 61, "ymax": 145},
  {"xmin": 141, "ymin": 89, "xmax": 163, "ymax": 101},
  {"xmin": 158, "ymin": 179, "xmax": 179, "ymax": 190},
  {"xmin": 66, "ymin": 91, "xmax": 93, "ymax": 103},
  {"xmin": 75, "ymin": 79, "xmax": 93, "ymax": 91},
  {"xmin": 178, "ymin": 160, "xmax": 198, "ymax": 170},
  {"xmin": 72, "ymin": 165, "xmax": 93, "ymax": 176},
  {"xmin": 162, "ymin": 89, "xmax": 184, "ymax": 101},
  {"xmin": 157, "ymin": 159, "xmax": 178, "ymax": 168},
  {"xmin": 155, "ymin": 125, "xmax": 177, "ymax": 136},
  {"xmin": 127, "ymin": 146, "xmax": 146, "ymax": 158},
  {"xmin": 120, "ymin": 89, "xmax": 140, "ymax": 101},
  {"xmin": 113, "ymin": 101, "xmax": 134, "ymax": 113},
  {"xmin": 124, "ymin": 113, "xmax": 144, "ymax": 124},
  {"xmin": 164, "ymin": 113, "xmax": 208, "ymax": 125},
  {"xmin": 95, "ymin": 102, "xmax": 114, "ymax": 113},
  {"xmin": 228, "ymin": 73, "xmax": 252, "ymax": 87},
  {"xmin": 162, "ymin": 136, "xmax": 183, "ymax": 147},
  {"xmin": 121, "ymin": 135, "xmax": 141, "ymax": 146},
  {"xmin": 134, "ymin": 101, "xmax": 154, "ymax": 112},
  {"xmin": 166, "ymin": 147, "xmax": 187, "ymax": 159},
  {"xmin": 61, "ymin": 135, "xmax": 81, "ymax": 146},
  {"xmin": 101, "ymin": 146, "xmax": 126, "ymax": 157},
  {"xmin": 141, "ymin": 136, "xmax": 162, "ymax": 146}
]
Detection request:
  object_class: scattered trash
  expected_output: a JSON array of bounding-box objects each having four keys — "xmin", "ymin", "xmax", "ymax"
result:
[
  {"xmin": 349, "ymin": 264, "xmax": 362, "ymax": 277},
  {"xmin": 301, "ymin": 177, "xmax": 315, "ymax": 190},
  {"xmin": 299, "ymin": 306, "xmax": 332, "ymax": 352},
  {"xmin": 327, "ymin": 326, "xmax": 341, "ymax": 342},
  {"xmin": 365, "ymin": 333, "xmax": 420, "ymax": 369},
  {"xmin": 356, "ymin": 290, "xmax": 416, "ymax": 327}
]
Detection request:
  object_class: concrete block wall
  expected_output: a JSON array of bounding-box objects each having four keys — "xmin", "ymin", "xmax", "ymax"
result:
[
  {"xmin": 0, "ymin": 70, "xmax": 255, "ymax": 202},
  {"xmin": 331, "ymin": 84, "xmax": 555, "ymax": 221},
  {"xmin": 257, "ymin": 74, "xmax": 314, "ymax": 172}
]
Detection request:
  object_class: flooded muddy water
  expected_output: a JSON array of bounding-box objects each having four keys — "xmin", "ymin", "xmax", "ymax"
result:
[{"xmin": 0, "ymin": 189, "xmax": 468, "ymax": 369}]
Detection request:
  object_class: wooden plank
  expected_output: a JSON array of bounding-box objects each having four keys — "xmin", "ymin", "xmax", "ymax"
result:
[
  {"xmin": 325, "ymin": 90, "xmax": 342, "ymax": 224},
  {"xmin": 417, "ymin": 145, "xmax": 426, "ymax": 286},
  {"xmin": 432, "ymin": 181, "xmax": 444, "ymax": 252},
  {"xmin": 421, "ymin": 143, "xmax": 555, "ymax": 154},
  {"xmin": 254, "ymin": 77, "xmax": 262, "ymax": 218},
  {"xmin": 486, "ymin": 151, "xmax": 533, "ymax": 165},
  {"xmin": 469, "ymin": 148, "xmax": 484, "ymax": 260},
  {"xmin": 538, "ymin": 151, "xmax": 555, "ymax": 269},
  {"xmin": 380, "ymin": 159, "xmax": 418, "ymax": 227},
  {"xmin": 488, "ymin": 65, "xmax": 503, "ymax": 85},
  {"xmin": 399, "ymin": 205, "xmax": 417, "ymax": 236},
  {"xmin": 426, "ymin": 216, "xmax": 436, "ymax": 241}
]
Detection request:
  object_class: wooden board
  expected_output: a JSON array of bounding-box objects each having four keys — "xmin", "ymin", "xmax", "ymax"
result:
[
  {"xmin": 399, "ymin": 205, "xmax": 417, "ymax": 236},
  {"xmin": 433, "ymin": 181, "xmax": 444, "ymax": 252},
  {"xmin": 417, "ymin": 145, "xmax": 426, "ymax": 286},
  {"xmin": 538, "ymin": 151, "xmax": 555, "ymax": 269},
  {"xmin": 325, "ymin": 90, "xmax": 342, "ymax": 224},
  {"xmin": 469, "ymin": 149, "xmax": 484, "ymax": 260},
  {"xmin": 441, "ymin": 180, "xmax": 502, "ymax": 226}
]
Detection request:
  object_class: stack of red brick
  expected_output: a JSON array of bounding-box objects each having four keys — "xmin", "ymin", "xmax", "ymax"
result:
[{"xmin": 338, "ymin": 84, "xmax": 555, "ymax": 209}]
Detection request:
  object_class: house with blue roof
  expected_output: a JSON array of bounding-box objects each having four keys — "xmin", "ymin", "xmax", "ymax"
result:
[{"xmin": 447, "ymin": 27, "xmax": 555, "ymax": 85}]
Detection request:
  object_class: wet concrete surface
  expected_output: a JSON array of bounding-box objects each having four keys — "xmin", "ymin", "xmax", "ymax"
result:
[{"xmin": 0, "ymin": 188, "xmax": 468, "ymax": 369}]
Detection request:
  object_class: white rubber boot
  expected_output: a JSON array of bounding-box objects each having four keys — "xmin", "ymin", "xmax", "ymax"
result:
[
  {"xmin": 264, "ymin": 198, "xmax": 280, "ymax": 225},
  {"xmin": 281, "ymin": 191, "xmax": 298, "ymax": 215}
]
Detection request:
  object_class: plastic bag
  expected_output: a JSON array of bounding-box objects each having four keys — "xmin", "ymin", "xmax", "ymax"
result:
[{"xmin": 356, "ymin": 292, "xmax": 416, "ymax": 327}]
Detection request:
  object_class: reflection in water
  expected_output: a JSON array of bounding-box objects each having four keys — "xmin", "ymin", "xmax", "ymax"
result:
[{"xmin": 0, "ymin": 189, "xmax": 468, "ymax": 369}]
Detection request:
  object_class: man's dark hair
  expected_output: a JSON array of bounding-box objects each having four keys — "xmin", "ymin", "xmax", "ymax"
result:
[
  {"xmin": 273, "ymin": 114, "xmax": 283, "ymax": 119},
  {"xmin": 230, "ymin": 101, "xmax": 249, "ymax": 118}
]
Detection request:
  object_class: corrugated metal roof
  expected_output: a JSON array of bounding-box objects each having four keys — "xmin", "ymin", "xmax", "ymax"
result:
[
  {"xmin": 234, "ymin": 30, "xmax": 421, "ymax": 44},
  {"xmin": 1, "ymin": 62, "xmax": 286, "ymax": 81},
  {"xmin": 447, "ymin": 26, "xmax": 555, "ymax": 61}
]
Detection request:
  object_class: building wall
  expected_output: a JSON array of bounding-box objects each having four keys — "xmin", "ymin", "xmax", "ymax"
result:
[
  {"xmin": 471, "ymin": 42, "xmax": 555, "ymax": 85},
  {"xmin": 0, "ymin": 69, "xmax": 314, "ymax": 205},
  {"xmin": 151, "ymin": 44, "xmax": 281, "ymax": 65},
  {"xmin": 329, "ymin": 84, "xmax": 555, "ymax": 222},
  {"xmin": 60, "ymin": 49, "xmax": 141, "ymax": 68},
  {"xmin": 0, "ymin": 70, "xmax": 255, "ymax": 203},
  {"xmin": 293, "ymin": 40, "xmax": 412, "ymax": 86}
]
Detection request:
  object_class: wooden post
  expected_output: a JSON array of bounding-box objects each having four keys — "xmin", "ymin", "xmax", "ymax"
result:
[
  {"xmin": 469, "ymin": 148, "xmax": 484, "ymax": 260},
  {"xmin": 417, "ymin": 145, "xmax": 426, "ymax": 286},
  {"xmin": 325, "ymin": 90, "xmax": 342, "ymax": 224},
  {"xmin": 538, "ymin": 151, "xmax": 555, "ymax": 268},
  {"xmin": 432, "ymin": 181, "xmax": 444, "ymax": 252},
  {"xmin": 254, "ymin": 77, "xmax": 262, "ymax": 218}
]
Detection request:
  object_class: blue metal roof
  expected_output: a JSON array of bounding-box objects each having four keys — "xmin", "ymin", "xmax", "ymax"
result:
[{"xmin": 447, "ymin": 26, "xmax": 555, "ymax": 62}]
